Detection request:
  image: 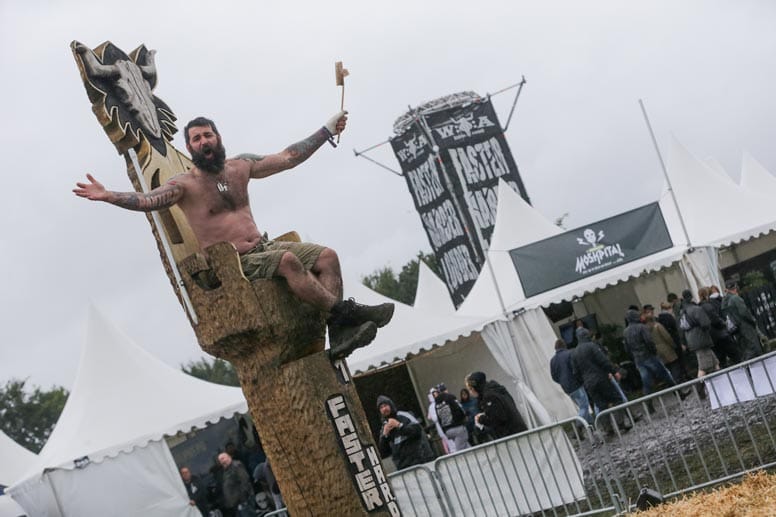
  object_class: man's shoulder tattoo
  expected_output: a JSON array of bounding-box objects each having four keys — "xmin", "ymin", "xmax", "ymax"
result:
[{"xmin": 232, "ymin": 153, "xmax": 266, "ymax": 163}]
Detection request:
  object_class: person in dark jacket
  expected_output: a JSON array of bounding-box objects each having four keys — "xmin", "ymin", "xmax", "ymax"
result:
[
  {"xmin": 181, "ymin": 466, "xmax": 208, "ymax": 516},
  {"xmin": 570, "ymin": 331, "xmax": 631, "ymax": 433},
  {"xmin": 722, "ymin": 281, "xmax": 764, "ymax": 361},
  {"xmin": 550, "ymin": 339, "xmax": 593, "ymax": 425},
  {"xmin": 377, "ymin": 395, "xmax": 435, "ymax": 470},
  {"xmin": 459, "ymin": 388, "xmax": 480, "ymax": 445},
  {"xmin": 699, "ymin": 286, "xmax": 741, "ymax": 367},
  {"xmin": 465, "ymin": 371, "xmax": 527, "ymax": 439},
  {"xmin": 623, "ymin": 309, "xmax": 676, "ymax": 397},
  {"xmin": 218, "ymin": 452, "xmax": 255, "ymax": 517},
  {"xmin": 434, "ymin": 384, "xmax": 470, "ymax": 452},
  {"xmin": 658, "ymin": 301, "xmax": 689, "ymax": 381},
  {"xmin": 680, "ymin": 289, "xmax": 720, "ymax": 377}
]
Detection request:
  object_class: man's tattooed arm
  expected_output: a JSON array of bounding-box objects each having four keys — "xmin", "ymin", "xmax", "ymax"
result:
[
  {"xmin": 284, "ymin": 128, "xmax": 329, "ymax": 167},
  {"xmin": 108, "ymin": 182, "xmax": 184, "ymax": 212},
  {"xmin": 242, "ymin": 128, "xmax": 330, "ymax": 179}
]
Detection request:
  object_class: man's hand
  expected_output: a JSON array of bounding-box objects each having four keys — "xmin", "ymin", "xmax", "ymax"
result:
[
  {"xmin": 73, "ymin": 174, "xmax": 110, "ymax": 201},
  {"xmin": 474, "ymin": 412, "xmax": 485, "ymax": 424},
  {"xmin": 382, "ymin": 417, "xmax": 400, "ymax": 437},
  {"xmin": 325, "ymin": 110, "xmax": 348, "ymax": 136}
]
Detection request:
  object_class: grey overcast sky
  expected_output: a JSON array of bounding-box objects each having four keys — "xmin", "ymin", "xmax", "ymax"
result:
[{"xmin": 1, "ymin": 0, "xmax": 775, "ymax": 389}]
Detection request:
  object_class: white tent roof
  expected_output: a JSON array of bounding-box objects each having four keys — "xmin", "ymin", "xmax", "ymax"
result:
[
  {"xmin": 457, "ymin": 180, "xmax": 562, "ymax": 318},
  {"xmin": 344, "ymin": 279, "xmax": 486, "ymax": 374},
  {"xmin": 412, "ymin": 261, "xmax": 456, "ymax": 315},
  {"xmin": 346, "ymin": 138, "xmax": 776, "ymax": 374},
  {"xmin": 664, "ymin": 137, "xmax": 776, "ymax": 247},
  {"xmin": 0, "ymin": 430, "xmax": 36, "ymax": 487},
  {"xmin": 740, "ymin": 151, "xmax": 776, "ymax": 199},
  {"xmin": 14, "ymin": 306, "xmax": 247, "ymax": 484}
]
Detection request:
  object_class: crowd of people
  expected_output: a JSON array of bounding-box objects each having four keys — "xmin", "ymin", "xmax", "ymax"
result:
[
  {"xmin": 376, "ymin": 371, "xmax": 528, "ymax": 469},
  {"xmin": 179, "ymin": 439, "xmax": 284, "ymax": 517},
  {"xmin": 550, "ymin": 280, "xmax": 767, "ymax": 435},
  {"xmin": 177, "ymin": 282, "xmax": 768, "ymax": 487}
]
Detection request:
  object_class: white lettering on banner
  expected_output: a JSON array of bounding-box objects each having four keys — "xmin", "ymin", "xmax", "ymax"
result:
[
  {"xmin": 325, "ymin": 395, "xmax": 401, "ymax": 515},
  {"xmin": 465, "ymin": 187, "xmax": 498, "ymax": 231},
  {"xmin": 573, "ymin": 227, "xmax": 627, "ymax": 275},
  {"xmin": 575, "ymin": 243, "xmax": 626, "ymax": 274},
  {"xmin": 406, "ymin": 155, "xmax": 445, "ymax": 208},
  {"xmin": 441, "ymin": 245, "xmax": 479, "ymax": 290},
  {"xmin": 420, "ymin": 200, "xmax": 464, "ymax": 248},
  {"xmin": 395, "ymin": 134, "xmax": 428, "ymax": 163},
  {"xmin": 433, "ymin": 113, "xmax": 496, "ymax": 141},
  {"xmin": 446, "ymin": 136, "xmax": 510, "ymax": 185}
]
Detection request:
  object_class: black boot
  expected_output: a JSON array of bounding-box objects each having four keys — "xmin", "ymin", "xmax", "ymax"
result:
[
  {"xmin": 330, "ymin": 298, "xmax": 395, "ymax": 328},
  {"xmin": 327, "ymin": 321, "xmax": 377, "ymax": 360}
]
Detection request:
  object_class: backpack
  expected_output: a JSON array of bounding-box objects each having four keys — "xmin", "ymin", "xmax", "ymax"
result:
[
  {"xmin": 725, "ymin": 314, "xmax": 738, "ymax": 334},
  {"xmin": 679, "ymin": 311, "xmax": 692, "ymax": 331}
]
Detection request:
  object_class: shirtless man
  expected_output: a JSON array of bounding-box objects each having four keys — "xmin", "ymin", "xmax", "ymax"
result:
[{"xmin": 74, "ymin": 112, "xmax": 393, "ymax": 359}]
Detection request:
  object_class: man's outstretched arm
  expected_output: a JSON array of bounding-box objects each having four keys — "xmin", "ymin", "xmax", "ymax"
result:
[
  {"xmin": 236, "ymin": 111, "xmax": 348, "ymax": 179},
  {"xmin": 73, "ymin": 173, "xmax": 184, "ymax": 211}
]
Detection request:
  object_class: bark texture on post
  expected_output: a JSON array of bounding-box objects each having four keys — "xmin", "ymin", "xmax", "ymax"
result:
[{"xmin": 180, "ymin": 243, "xmax": 399, "ymax": 516}]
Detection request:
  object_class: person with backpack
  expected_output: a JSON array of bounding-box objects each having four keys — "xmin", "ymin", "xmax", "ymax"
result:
[
  {"xmin": 722, "ymin": 281, "xmax": 764, "ymax": 361},
  {"xmin": 623, "ymin": 308, "xmax": 677, "ymax": 400},
  {"xmin": 434, "ymin": 383, "xmax": 470, "ymax": 452},
  {"xmin": 699, "ymin": 286, "xmax": 741, "ymax": 367},
  {"xmin": 680, "ymin": 289, "xmax": 720, "ymax": 378}
]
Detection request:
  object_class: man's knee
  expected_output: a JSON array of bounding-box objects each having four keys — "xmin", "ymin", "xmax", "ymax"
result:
[
  {"xmin": 277, "ymin": 251, "xmax": 304, "ymax": 277},
  {"xmin": 315, "ymin": 247, "xmax": 340, "ymax": 271}
]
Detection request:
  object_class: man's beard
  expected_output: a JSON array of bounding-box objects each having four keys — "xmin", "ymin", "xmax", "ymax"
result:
[{"xmin": 191, "ymin": 139, "xmax": 226, "ymax": 174}]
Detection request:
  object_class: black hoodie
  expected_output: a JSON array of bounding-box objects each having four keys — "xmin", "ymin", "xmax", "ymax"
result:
[
  {"xmin": 477, "ymin": 381, "xmax": 527, "ymax": 439},
  {"xmin": 376, "ymin": 395, "xmax": 434, "ymax": 470}
]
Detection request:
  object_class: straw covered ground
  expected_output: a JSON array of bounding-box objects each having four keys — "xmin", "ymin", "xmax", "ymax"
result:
[{"xmin": 635, "ymin": 470, "xmax": 776, "ymax": 516}]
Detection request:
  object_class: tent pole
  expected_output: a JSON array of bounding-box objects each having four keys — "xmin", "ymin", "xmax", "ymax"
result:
[
  {"xmin": 405, "ymin": 362, "xmax": 426, "ymax": 421},
  {"xmin": 639, "ymin": 99, "xmax": 692, "ymax": 248}
]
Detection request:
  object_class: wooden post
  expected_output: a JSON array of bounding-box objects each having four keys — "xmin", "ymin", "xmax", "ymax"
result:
[{"xmin": 72, "ymin": 41, "xmax": 400, "ymax": 516}]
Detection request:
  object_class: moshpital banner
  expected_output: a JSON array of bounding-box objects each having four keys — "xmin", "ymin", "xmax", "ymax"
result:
[
  {"xmin": 509, "ymin": 202, "xmax": 673, "ymax": 297},
  {"xmin": 390, "ymin": 99, "xmax": 529, "ymax": 307}
]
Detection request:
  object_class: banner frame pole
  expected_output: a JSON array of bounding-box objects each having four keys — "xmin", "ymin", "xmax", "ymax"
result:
[{"xmin": 498, "ymin": 75, "xmax": 527, "ymax": 133}]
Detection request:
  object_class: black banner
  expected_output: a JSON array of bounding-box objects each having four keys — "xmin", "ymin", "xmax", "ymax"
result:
[
  {"xmin": 425, "ymin": 100, "xmax": 530, "ymax": 245},
  {"xmin": 390, "ymin": 124, "xmax": 480, "ymax": 307},
  {"xmin": 390, "ymin": 99, "xmax": 529, "ymax": 306},
  {"xmin": 509, "ymin": 203, "xmax": 673, "ymax": 297}
]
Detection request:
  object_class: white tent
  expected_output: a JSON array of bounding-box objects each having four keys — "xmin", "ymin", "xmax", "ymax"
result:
[
  {"xmin": 346, "ymin": 136, "xmax": 776, "ymax": 428},
  {"xmin": 9, "ymin": 306, "xmax": 247, "ymax": 517},
  {"xmin": 0, "ymin": 431, "xmax": 36, "ymax": 489},
  {"xmin": 345, "ymin": 278, "xmax": 488, "ymax": 373},
  {"xmin": 347, "ymin": 182, "xmax": 578, "ymax": 424},
  {"xmin": 664, "ymin": 138, "xmax": 776, "ymax": 248},
  {"xmin": 740, "ymin": 151, "xmax": 776, "ymax": 200}
]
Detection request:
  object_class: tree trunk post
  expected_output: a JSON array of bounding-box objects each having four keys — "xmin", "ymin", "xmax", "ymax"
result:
[{"xmin": 72, "ymin": 40, "xmax": 401, "ymax": 516}]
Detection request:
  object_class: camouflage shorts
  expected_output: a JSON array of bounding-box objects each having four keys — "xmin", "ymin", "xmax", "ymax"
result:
[{"xmin": 239, "ymin": 240, "xmax": 325, "ymax": 280}]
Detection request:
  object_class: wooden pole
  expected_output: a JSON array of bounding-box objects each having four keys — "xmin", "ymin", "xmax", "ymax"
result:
[
  {"xmin": 72, "ymin": 41, "xmax": 400, "ymax": 516},
  {"xmin": 335, "ymin": 61, "xmax": 349, "ymax": 144}
]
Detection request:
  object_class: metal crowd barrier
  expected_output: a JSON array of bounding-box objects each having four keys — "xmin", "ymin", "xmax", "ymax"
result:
[
  {"xmin": 388, "ymin": 419, "xmax": 621, "ymax": 516},
  {"xmin": 267, "ymin": 352, "xmax": 776, "ymax": 516},
  {"xmin": 383, "ymin": 351, "xmax": 776, "ymax": 516},
  {"xmin": 595, "ymin": 350, "xmax": 776, "ymax": 509}
]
